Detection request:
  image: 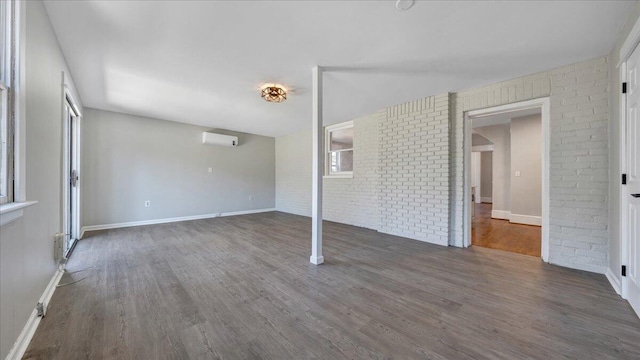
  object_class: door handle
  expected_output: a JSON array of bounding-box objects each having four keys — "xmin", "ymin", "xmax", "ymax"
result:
[{"xmin": 632, "ymin": 194, "xmax": 640, "ymax": 198}]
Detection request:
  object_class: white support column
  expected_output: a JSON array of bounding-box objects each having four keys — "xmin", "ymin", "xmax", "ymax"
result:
[{"xmin": 310, "ymin": 66, "xmax": 324, "ymax": 265}]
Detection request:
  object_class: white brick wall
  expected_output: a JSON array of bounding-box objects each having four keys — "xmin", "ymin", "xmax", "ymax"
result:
[
  {"xmin": 378, "ymin": 94, "xmax": 450, "ymax": 245},
  {"xmin": 451, "ymin": 56, "xmax": 610, "ymax": 273},
  {"xmin": 276, "ymin": 96, "xmax": 449, "ymax": 246},
  {"xmin": 324, "ymin": 111, "xmax": 383, "ymax": 230},
  {"xmin": 276, "ymin": 56, "xmax": 610, "ymax": 273}
]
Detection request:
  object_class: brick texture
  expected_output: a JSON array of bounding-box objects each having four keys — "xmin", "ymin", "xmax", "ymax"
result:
[
  {"xmin": 378, "ymin": 94, "xmax": 450, "ymax": 245},
  {"xmin": 451, "ymin": 56, "xmax": 609, "ymax": 273},
  {"xmin": 276, "ymin": 56, "xmax": 610, "ymax": 273},
  {"xmin": 324, "ymin": 111, "xmax": 383, "ymax": 230}
]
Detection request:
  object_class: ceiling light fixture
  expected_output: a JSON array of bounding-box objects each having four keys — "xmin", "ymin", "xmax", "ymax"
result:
[
  {"xmin": 261, "ymin": 84, "xmax": 287, "ymax": 103},
  {"xmin": 395, "ymin": 0, "xmax": 414, "ymax": 11}
]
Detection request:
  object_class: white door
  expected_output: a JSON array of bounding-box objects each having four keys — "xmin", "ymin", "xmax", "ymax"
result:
[
  {"xmin": 63, "ymin": 100, "xmax": 79, "ymax": 257},
  {"xmin": 625, "ymin": 44, "xmax": 640, "ymax": 317}
]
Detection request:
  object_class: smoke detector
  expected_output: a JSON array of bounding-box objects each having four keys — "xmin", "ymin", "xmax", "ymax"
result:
[{"xmin": 395, "ymin": 0, "xmax": 415, "ymax": 11}]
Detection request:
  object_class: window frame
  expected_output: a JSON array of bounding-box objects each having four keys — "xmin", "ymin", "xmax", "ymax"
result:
[
  {"xmin": 0, "ymin": 0, "xmax": 15, "ymax": 205},
  {"xmin": 324, "ymin": 120, "xmax": 354, "ymax": 178}
]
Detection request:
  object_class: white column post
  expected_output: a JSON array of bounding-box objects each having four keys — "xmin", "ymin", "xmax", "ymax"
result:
[{"xmin": 310, "ymin": 66, "xmax": 324, "ymax": 265}]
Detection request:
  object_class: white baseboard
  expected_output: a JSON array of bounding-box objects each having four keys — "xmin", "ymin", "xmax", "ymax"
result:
[
  {"xmin": 5, "ymin": 267, "xmax": 65, "ymax": 360},
  {"xmin": 80, "ymin": 208, "xmax": 276, "ymax": 234},
  {"xmin": 509, "ymin": 213, "xmax": 542, "ymax": 226},
  {"xmin": 606, "ymin": 268, "xmax": 622, "ymax": 295},
  {"xmin": 491, "ymin": 210, "xmax": 511, "ymax": 220},
  {"xmin": 481, "ymin": 197, "xmax": 492, "ymax": 203}
]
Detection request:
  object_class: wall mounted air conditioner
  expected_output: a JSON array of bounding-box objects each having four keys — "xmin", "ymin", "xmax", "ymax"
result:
[{"xmin": 202, "ymin": 132, "xmax": 238, "ymax": 147}]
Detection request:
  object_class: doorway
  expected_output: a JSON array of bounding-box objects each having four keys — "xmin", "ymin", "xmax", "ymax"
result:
[
  {"xmin": 621, "ymin": 42, "xmax": 640, "ymax": 317},
  {"xmin": 62, "ymin": 91, "xmax": 81, "ymax": 258},
  {"xmin": 463, "ymin": 98, "xmax": 550, "ymax": 261}
]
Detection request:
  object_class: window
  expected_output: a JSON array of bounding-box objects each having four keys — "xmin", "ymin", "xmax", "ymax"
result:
[
  {"xmin": 325, "ymin": 121, "xmax": 353, "ymax": 177},
  {"xmin": 0, "ymin": 0, "xmax": 14, "ymax": 205}
]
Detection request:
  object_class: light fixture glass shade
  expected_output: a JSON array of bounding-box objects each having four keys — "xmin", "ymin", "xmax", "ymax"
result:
[{"xmin": 261, "ymin": 85, "xmax": 287, "ymax": 103}]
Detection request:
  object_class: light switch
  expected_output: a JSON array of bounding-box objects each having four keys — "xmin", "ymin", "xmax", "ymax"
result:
[
  {"xmin": 515, "ymin": 170, "xmax": 521, "ymax": 177},
  {"xmin": 208, "ymin": 167, "xmax": 213, "ymax": 173}
]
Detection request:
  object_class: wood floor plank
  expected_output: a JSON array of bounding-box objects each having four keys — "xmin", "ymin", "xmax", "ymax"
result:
[{"xmin": 23, "ymin": 211, "xmax": 640, "ymax": 359}]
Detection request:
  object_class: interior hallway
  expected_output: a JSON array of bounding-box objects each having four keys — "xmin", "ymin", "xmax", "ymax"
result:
[{"xmin": 472, "ymin": 203, "xmax": 542, "ymax": 257}]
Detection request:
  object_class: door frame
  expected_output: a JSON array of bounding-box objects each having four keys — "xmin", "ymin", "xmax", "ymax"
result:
[
  {"xmin": 463, "ymin": 97, "xmax": 551, "ymax": 262},
  {"xmin": 616, "ymin": 13, "xmax": 640, "ymax": 301},
  {"xmin": 61, "ymin": 85, "xmax": 81, "ymax": 257}
]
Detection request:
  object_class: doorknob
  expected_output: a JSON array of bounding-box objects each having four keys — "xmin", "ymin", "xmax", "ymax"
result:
[{"xmin": 632, "ymin": 194, "xmax": 640, "ymax": 198}]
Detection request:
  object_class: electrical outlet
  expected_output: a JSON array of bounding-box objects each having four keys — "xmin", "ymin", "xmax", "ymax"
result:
[
  {"xmin": 208, "ymin": 167, "xmax": 213, "ymax": 173},
  {"xmin": 249, "ymin": 195, "xmax": 252, "ymax": 201},
  {"xmin": 145, "ymin": 200, "xmax": 151, "ymax": 207},
  {"xmin": 515, "ymin": 170, "xmax": 521, "ymax": 177}
]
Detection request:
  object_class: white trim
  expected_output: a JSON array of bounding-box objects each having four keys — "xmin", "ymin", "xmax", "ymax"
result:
[
  {"xmin": 619, "ymin": 14, "xmax": 640, "ymax": 67},
  {"xmin": 0, "ymin": 208, "xmax": 22, "ymax": 226},
  {"xmin": 0, "ymin": 200, "xmax": 36, "ymax": 226},
  {"xmin": 480, "ymin": 197, "xmax": 492, "ymax": 203},
  {"xmin": 491, "ymin": 210, "xmax": 511, "ymax": 220},
  {"xmin": 323, "ymin": 173, "xmax": 353, "ymax": 179},
  {"xmin": 619, "ymin": 19, "xmax": 637, "ymax": 302},
  {"xmin": 311, "ymin": 66, "xmax": 324, "ymax": 265},
  {"xmin": 621, "ymin": 53, "xmax": 629, "ymax": 300},
  {"xmin": 12, "ymin": 0, "xmax": 25, "ymax": 202},
  {"xmin": 310, "ymin": 255, "xmax": 324, "ymax": 265},
  {"xmin": 80, "ymin": 208, "xmax": 276, "ymax": 234},
  {"xmin": 61, "ymin": 84, "xmax": 81, "ymax": 249},
  {"xmin": 606, "ymin": 267, "xmax": 622, "ymax": 295},
  {"xmin": 4, "ymin": 267, "xmax": 64, "ymax": 360},
  {"xmin": 324, "ymin": 120, "xmax": 353, "ymax": 132},
  {"xmin": 509, "ymin": 213, "xmax": 542, "ymax": 226},
  {"xmin": 0, "ymin": 200, "xmax": 36, "ymax": 214},
  {"xmin": 324, "ymin": 119, "xmax": 353, "ymax": 177},
  {"xmin": 464, "ymin": 97, "xmax": 550, "ymax": 262},
  {"xmin": 472, "ymin": 144, "xmax": 494, "ymax": 152}
]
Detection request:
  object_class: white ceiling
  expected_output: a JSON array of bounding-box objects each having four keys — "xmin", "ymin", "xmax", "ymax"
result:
[{"xmin": 43, "ymin": 0, "xmax": 632, "ymax": 137}]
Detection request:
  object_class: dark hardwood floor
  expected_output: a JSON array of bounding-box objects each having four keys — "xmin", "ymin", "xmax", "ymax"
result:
[
  {"xmin": 472, "ymin": 203, "xmax": 542, "ymax": 257},
  {"xmin": 25, "ymin": 212, "xmax": 639, "ymax": 359}
]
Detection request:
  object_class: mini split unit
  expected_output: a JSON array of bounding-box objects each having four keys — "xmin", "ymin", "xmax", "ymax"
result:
[{"xmin": 202, "ymin": 132, "xmax": 238, "ymax": 147}]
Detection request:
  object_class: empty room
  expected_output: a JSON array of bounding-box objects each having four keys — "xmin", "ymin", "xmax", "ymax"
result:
[{"xmin": 1, "ymin": 0, "xmax": 640, "ymax": 359}]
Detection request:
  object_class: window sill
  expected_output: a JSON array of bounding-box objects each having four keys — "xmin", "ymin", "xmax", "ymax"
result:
[
  {"xmin": 0, "ymin": 201, "xmax": 38, "ymax": 227},
  {"xmin": 323, "ymin": 174, "xmax": 353, "ymax": 179}
]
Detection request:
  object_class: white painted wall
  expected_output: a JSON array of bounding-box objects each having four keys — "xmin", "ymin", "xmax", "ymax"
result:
[
  {"xmin": 480, "ymin": 152, "xmax": 493, "ymax": 201},
  {"xmin": 379, "ymin": 95, "xmax": 450, "ymax": 245},
  {"xmin": 510, "ymin": 114, "xmax": 542, "ymax": 218},
  {"xmin": 275, "ymin": 112, "xmax": 381, "ymax": 229},
  {"xmin": 471, "ymin": 152, "xmax": 481, "ymax": 203},
  {"xmin": 81, "ymin": 108, "xmax": 275, "ymax": 228},
  {"xmin": 276, "ymin": 95, "xmax": 450, "ymax": 246},
  {"xmin": 472, "ymin": 133, "xmax": 492, "ymax": 146},
  {"xmin": 451, "ymin": 56, "xmax": 610, "ymax": 273},
  {"xmin": 280, "ymin": 56, "xmax": 612, "ymax": 273},
  {"xmin": 473, "ymin": 125, "xmax": 511, "ymax": 218},
  {"xmin": 275, "ymin": 130, "xmax": 312, "ymax": 217},
  {"xmin": 324, "ymin": 111, "xmax": 382, "ymax": 230},
  {"xmin": 0, "ymin": 1, "xmax": 83, "ymax": 357}
]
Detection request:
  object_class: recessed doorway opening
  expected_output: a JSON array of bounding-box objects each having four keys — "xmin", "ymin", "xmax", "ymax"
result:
[{"xmin": 464, "ymin": 98, "xmax": 550, "ymax": 261}]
